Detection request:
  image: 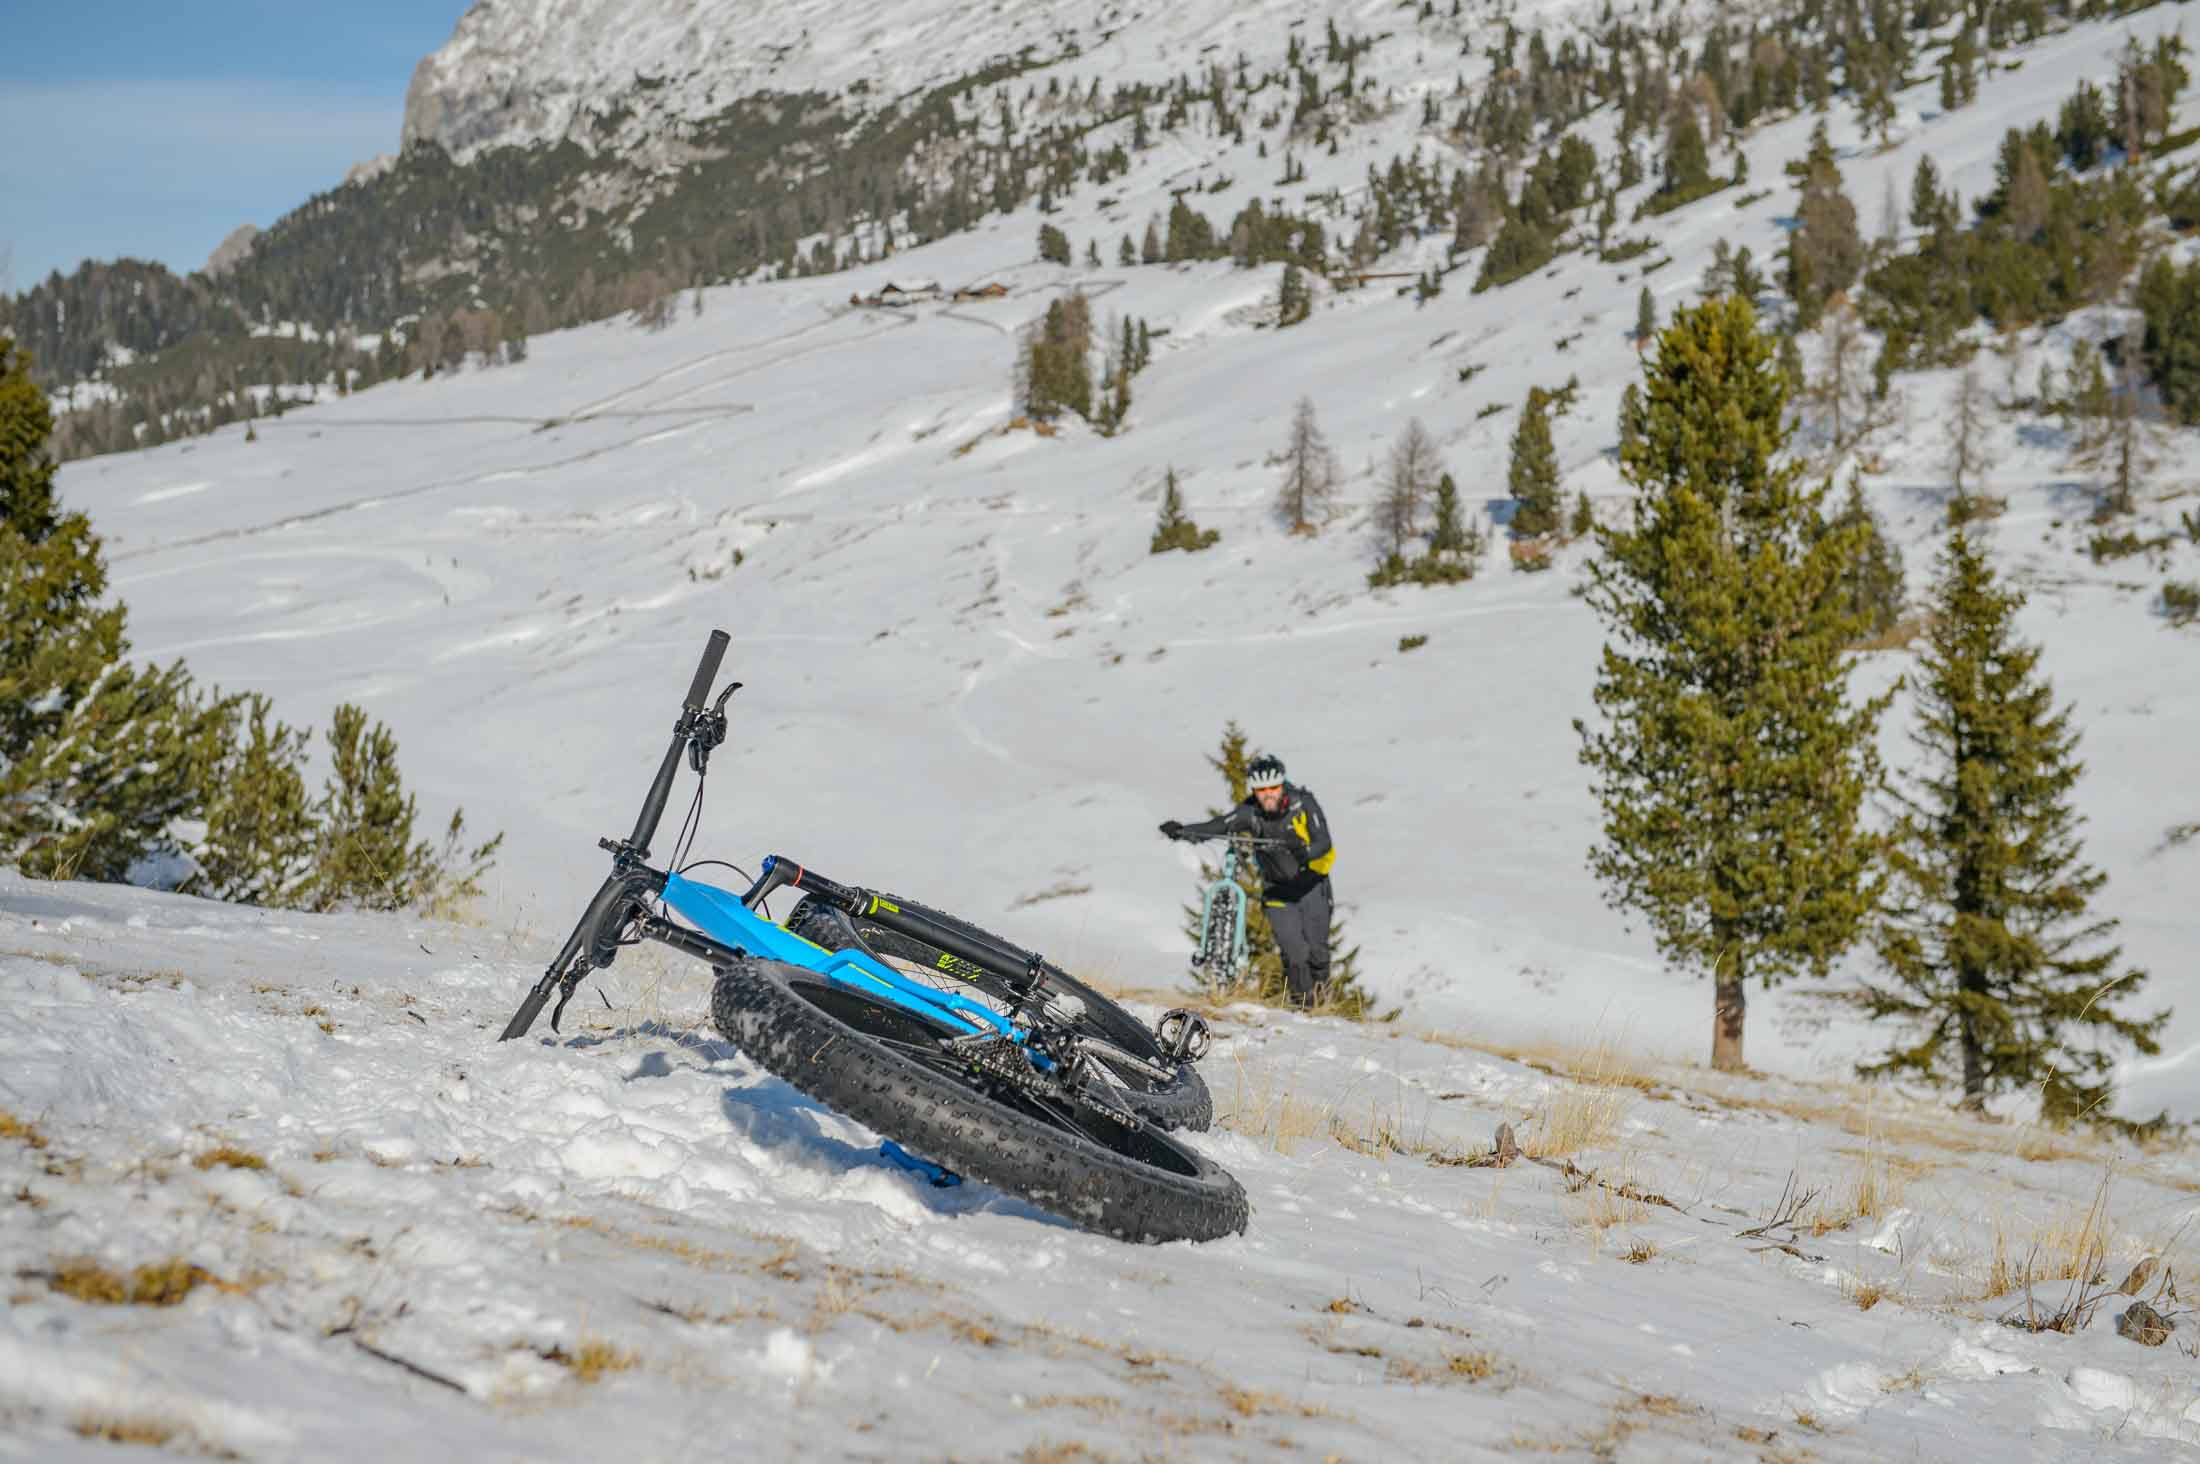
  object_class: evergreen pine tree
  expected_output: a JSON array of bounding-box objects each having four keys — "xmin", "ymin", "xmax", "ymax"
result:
[
  {"xmin": 1635, "ymin": 286, "xmax": 1657, "ymax": 346},
  {"xmin": 1617, "ymin": 380, "xmax": 1645, "ymax": 458},
  {"xmin": 310, "ymin": 704, "xmax": 500, "ymax": 913},
  {"xmin": 1662, "ymin": 108, "xmax": 1713, "ymax": 197},
  {"xmin": 1576, "ymin": 297, "xmax": 1889, "ymax": 1071},
  {"xmin": 1857, "ymin": 529, "xmax": 2166, "ymax": 1126},
  {"xmin": 1277, "ymin": 262, "xmax": 1311, "ymax": 326},
  {"xmin": 1, "ymin": 337, "xmax": 233, "ymax": 882},
  {"xmin": 1827, "ymin": 474, "xmax": 1907, "ymax": 637},
  {"xmin": 1428, "ymin": 473, "xmax": 1469, "ymax": 556},
  {"xmin": 1037, "ymin": 222, "xmax": 1072, "ymax": 265},
  {"xmin": 1506, "ymin": 388, "xmax": 1562, "ymax": 535},
  {"xmin": 187, "ymin": 694, "xmax": 316, "ymax": 906},
  {"xmin": 1785, "ymin": 151, "xmax": 1864, "ymax": 328},
  {"xmin": 1150, "ymin": 467, "xmax": 1220, "ymax": 553}
]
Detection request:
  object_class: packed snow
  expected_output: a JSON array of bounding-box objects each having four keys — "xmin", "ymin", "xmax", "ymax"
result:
[{"xmin": 10, "ymin": 0, "xmax": 2200, "ymax": 1456}]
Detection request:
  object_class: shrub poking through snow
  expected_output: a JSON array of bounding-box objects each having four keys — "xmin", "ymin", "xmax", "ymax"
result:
[{"xmin": 1149, "ymin": 468, "xmax": 1219, "ymax": 553}]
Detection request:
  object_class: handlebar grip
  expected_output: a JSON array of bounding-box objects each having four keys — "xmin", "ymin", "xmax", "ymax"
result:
[{"xmin": 685, "ymin": 630, "xmax": 731, "ymax": 711}]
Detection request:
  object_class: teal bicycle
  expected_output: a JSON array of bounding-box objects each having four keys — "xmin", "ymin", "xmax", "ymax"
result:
[{"xmin": 1185, "ymin": 832, "xmax": 1284, "ymax": 999}]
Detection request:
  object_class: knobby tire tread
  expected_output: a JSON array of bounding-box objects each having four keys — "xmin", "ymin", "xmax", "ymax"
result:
[{"xmin": 711, "ymin": 958, "xmax": 1247, "ymax": 1243}]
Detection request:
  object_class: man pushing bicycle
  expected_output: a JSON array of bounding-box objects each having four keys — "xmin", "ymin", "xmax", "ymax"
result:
[{"xmin": 1159, "ymin": 755, "xmax": 1336, "ymax": 1008}]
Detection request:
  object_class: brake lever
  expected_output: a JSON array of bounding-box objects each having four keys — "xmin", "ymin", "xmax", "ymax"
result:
[{"xmin": 686, "ymin": 682, "xmax": 742, "ymax": 774}]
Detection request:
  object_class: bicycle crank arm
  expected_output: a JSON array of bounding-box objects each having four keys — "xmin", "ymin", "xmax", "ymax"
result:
[{"xmin": 1075, "ymin": 1035, "xmax": 1181, "ymax": 1085}]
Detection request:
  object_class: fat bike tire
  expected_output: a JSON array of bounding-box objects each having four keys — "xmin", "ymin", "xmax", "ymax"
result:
[
  {"xmin": 1196, "ymin": 900, "xmax": 1239, "ymax": 989},
  {"xmin": 710, "ymin": 958, "xmax": 1247, "ymax": 1243},
  {"xmin": 786, "ymin": 892, "xmax": 1213, "ymax": 1132}
]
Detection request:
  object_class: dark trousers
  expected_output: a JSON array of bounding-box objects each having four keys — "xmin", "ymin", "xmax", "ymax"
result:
[{"xmin": 1266, "ymin": 880, "xmax": 1332, "ymax": 1007}]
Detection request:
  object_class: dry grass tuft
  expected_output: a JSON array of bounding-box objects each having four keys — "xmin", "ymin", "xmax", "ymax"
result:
[
  {"xmin": 1806, "ymin": 1149, "xmax": 1907, "ymax": 1236},
  {"xmin": 0, "ymin": 1110, "xmax": 49, "ymax": 1150},
  {"xmin": 1016, "ymin": 1444, "xmax": 1111, "ymax": 1464},
  {"xmin": 1216, "ymin": 1382, "xmax": 1324, "ymax": 1417},
  {"xmin": 1519, "ymin": 1038, "xmax": 1639, "ymax": 1159},
  {"xmin": 71, "ymin": 1412, "xmax": 183, "ymax": 1447},
  {"xmin": 1845, "ymin": 1275, "xmax": 1895, "ymax": 1311},
  {"xmin": 48, "ymin": 1257, "xmax": 221, "ymax": 1307},
  {"xmin": 192, "ymin": 1145, "xmax": 267, "ymax": 1172},
  {"xmin": 947, "ymin": 1316, "xmax": 1002, "ymax": 1347},
  {"xmin": 1570, "ymin": 1170, "xmax": 1651, "ymax": 1235},
  {"xmin": 542, "ymin": 1337, "xmax": 638, "ymax": 1383},
  {"xmin": 1622, "ymin": 1239, "xmax": 1658, "ymax": 1264},
  {"xmin": 1387, "ymin": 1349, "xmax": 1500, "ymax": 1385},
  {"xmin": 1217, "ymin": 1058, "xmax": 1331, "ymax": 1154},
  {"xmin": 2027, "ymin": 1170, "xmax": 2116, "ymax": 1283}
]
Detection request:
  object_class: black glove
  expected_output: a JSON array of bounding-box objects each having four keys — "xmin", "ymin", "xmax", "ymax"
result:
[{"xmin": 1159, "ymin": 820, "xmax": 1185, "ymax": 841}]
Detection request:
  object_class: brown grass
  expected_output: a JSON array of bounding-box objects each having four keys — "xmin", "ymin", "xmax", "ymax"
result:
[
  {"xmin": 48, "ymin": 1257, "xmax": 221, "ymax": 1307},
  {"xmin": 1387, "ymin": 1349, "xmax": 1500, "ymax": 1385},
  {"xmin": 2026, "ymin": 1169, "xmax": 2117, "ymax": 1284},
  {"xmin": 1216, "ymin": 1058, "xmax": 1331, "ymax": 1154},
  {"xmin": 1622, "ymin": 1239, "xmax": 1658, "ymax": 1264},
  {"xmin": 1806, "ymin": 1149, "xmax": 1908, "ymax": 1236},
  {"xmin": 1683, "ymin": 1077, "xmax": 2097, "ymax": 1169},
  {"xmin": 1570, "ymin": 1169, "xmax": 1651, "ymax": 1239},
  {"xmin": 1519, "ymin": 1038, "xmax": 1640, "ymax": 1159},
  {"xmin": 0, "ymin": 1110, "xmax": 49, "ymax": 1150},
  {"xmin": 72, "ymin": 1412, "xmax": 182, "ymax": 1446},
  {"xmin": 1844, "ymin": 1275, "xmax": 1896, "ymax": 1310},
  {"xmin": 193, "ymin": 1145, "xmax": 267, "ymax": 1172},
  {"xmin": 1016, "ymin": 1444, "xmax": 1111, "ymax": 1464},
  {"xmin": 1215, "ymin": 1382, "xmax": 1328, "ymax": 1417},
  {"xmin": 541, "ymin": 1337, "xmax": 638, "ymax": 1383}
]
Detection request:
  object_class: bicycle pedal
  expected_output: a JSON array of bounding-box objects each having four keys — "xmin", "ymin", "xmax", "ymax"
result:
[{"xmin": 1155, "ymin": 1008, "xmax": 1212, "ymax": 1063}]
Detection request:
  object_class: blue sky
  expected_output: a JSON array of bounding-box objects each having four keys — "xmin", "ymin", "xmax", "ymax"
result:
[{"xmin": 1, "ymin": 3, "xmax": 471, "ymax": 291}]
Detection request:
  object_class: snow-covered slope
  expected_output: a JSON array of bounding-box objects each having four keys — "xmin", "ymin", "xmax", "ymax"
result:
[
  {"xmin": 15, "ymin": 3, "xmax": 2200, "ymax": 1451},
  {"xmin": 62, "ymin": 0, "xmax": 2200, "ymax": 1120},
  {"xmin": 402, "ymin": 0, "xmax": 1444, "ymax": 157},
  {"xmin": 4, "ymin": 874, "xmax": 2198, "ymax": 1458}
]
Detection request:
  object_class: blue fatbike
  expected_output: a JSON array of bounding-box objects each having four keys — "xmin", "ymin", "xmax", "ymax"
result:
[{"xmin": 499, "ymin": 631, "xmax": 1245, "ymax": 1243}]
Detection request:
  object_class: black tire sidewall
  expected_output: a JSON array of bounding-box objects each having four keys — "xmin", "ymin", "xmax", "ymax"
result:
[{"xmin": 711, "ymin": 958, "xmax": 1247, "ymax": 1243}]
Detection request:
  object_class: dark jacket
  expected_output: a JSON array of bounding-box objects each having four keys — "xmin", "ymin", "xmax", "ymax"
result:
[{"xmin": 1177, "ymin": 783, "xmax": 1336, "ymax": 903}]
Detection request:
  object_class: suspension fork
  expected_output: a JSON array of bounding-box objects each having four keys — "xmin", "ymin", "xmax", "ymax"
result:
[{"xmin": 498, "ymin": 865, "xmax": 663, "ymax": 1040}]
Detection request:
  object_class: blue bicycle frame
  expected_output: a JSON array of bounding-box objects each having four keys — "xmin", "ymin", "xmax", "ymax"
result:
[{"xmin": 658, "ymin": 871, "xmax": 1040, "ymax": 1055}]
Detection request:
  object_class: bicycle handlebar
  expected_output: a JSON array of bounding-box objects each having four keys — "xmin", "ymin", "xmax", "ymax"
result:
[
  {"xmin": 627, "ymin": 629, "xmax": 730, "ymax": 855},
  {"xmin": 685, "ymin": 629, "xmax": 730, "ymax": 712},
  {"xmin": 1181, "ymin": 831, "xmax": 1286, "ymax": 848}
]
